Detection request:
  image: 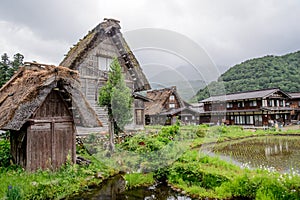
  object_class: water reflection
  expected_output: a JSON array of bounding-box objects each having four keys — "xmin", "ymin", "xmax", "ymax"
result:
[
  {"xmin": 72, "ymin": 175, "xmax": 191, "ymax": 200},
  {"xmin": 203, "ymin": 136, "xmax": 300, "ymax": 173},
  {"xmin": 118, "ymin": 184, "xmax": 191, "ymax": 200}
]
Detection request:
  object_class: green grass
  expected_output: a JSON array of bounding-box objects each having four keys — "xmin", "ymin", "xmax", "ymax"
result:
[
  {"xmin": 2, "ymin": 124, "xmax": 300, "ymax": 199},
  {"xmin": 0, "ymin": 153, "xmax": 117, "ymax": 199},
  {"xmin": 155, "ymin": 125, "xmax": 300, "ymax": 199},
  {"xmin": 167, "ymin": 150, "xmax": 300, "ymax": 199},
  {"xmin": 124, "ymin": 173, "xmax": 155, "ymax": 189}
]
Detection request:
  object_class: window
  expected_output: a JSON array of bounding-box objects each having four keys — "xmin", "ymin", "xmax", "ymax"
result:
[
  {"xmin": 226, "ymin": 102, "xmax": 233, "ymax": 108},
  {"xmin": 238, "ymin": 102, "xmax": 244, "ymax": 108},
  {"xmin": 239, "ymin": 116, "xmax": 245, "ymax": 124},
  {"xmin": 234, "ymin": 116, "xmax": 240, "ymax": 124},
  {"xmin": 254, "ymin": 115, "xmax": 263, "ymax": 126},
  {"xmin": 246, "ymin": 116, "xmax": 254, "ymax": 124},
  {"xmin": 250, "ymin": 100, "xmax": 257, "ymax": 107},
  {"xmin": 169, "ymin": 95, "xmax": 175, "ymax": 101},
  {"xmin": 279, "ymin": 100, "xmax": 283, "ymax": 107},
  {"xmin": 169, "ymin": 103, "xmax": 175, "ymax": 108},
  {"xmin": 98, "ymin": 56, "xmax": 113, "ymax": 71}
]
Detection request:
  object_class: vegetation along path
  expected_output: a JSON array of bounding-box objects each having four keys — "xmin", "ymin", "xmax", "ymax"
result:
[{"xmin": 1, "ymin": 124, "xmax": 300, "ymax": 199}]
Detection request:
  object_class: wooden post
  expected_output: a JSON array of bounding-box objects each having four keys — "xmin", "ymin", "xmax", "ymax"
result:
[{"xmin": 108, "ymin": 115, "xmax": 115, "ymax": 152}]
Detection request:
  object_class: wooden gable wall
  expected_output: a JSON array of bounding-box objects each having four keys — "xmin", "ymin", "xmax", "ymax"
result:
[{"xmin": 10, "ymin": 90, "xmax": 76, "ymax": 171}]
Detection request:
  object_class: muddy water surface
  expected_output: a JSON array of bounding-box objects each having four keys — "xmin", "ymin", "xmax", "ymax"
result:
[{"xmin": 204, "ymin": 136, "xmax": 300, "ymax": 173}]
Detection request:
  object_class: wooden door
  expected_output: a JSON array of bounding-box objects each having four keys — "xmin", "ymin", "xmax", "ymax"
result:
[
  {"xmin": 26, "ymin": 120, "xmax": 75, "ymax": 171},
  {"xmin": 26, "ymin": 90, "xmax": 75, "ymax": 171},
  {"xmin": 27, "ymin": 122, "xmax": 52, "ymax": 171}
]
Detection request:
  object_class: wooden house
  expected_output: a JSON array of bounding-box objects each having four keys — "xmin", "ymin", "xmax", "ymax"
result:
[
  {"xmin": 288, "ymin": 92, "xmax": 300, "ymax": 121},
  {"xmin": 145, "ymin": 86, "xmax": 200, "ymax": 125},
  {"xmin": 0, "ymin": 63, "xmax": 101, "ymax": 171},
  {"xmin": 60, "ymin": 18, "xmax": 151, "ymax": 130},
  {"xmin": 200, "ymin": 88, "xmax": 292, "ymax": 126}
]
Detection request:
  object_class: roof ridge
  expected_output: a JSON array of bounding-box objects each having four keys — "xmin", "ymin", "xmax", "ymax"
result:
[{"xmin": 210, "ymin": 87, "xmax": 280, "ymax": 97}]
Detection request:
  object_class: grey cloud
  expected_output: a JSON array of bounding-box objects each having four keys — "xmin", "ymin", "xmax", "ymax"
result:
[{"xmin": 0, "ymin": 0, "xmax": 299, "ymax": 71}]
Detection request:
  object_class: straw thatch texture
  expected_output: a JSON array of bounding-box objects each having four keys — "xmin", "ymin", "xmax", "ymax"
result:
[
  {"xmin": 145, "ymin": 86, "xmax": 185, "ymax": 116},
  {"xmin": 60, "ymin": 18, "xmax": 150, "ymax": 92},
  {"xmin": 0, "ymin": 63, "xmax": 101, "ymax": 130}
]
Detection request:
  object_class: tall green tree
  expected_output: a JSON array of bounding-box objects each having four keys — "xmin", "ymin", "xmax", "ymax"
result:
[
  {"xmin": 0, "ymin": 53, "xmax": 24, "ymax": 87},
  {"xmin": 98, "ymin": 58, "xmax": 133, "ymax": 150},
  {"xmin": 0, "ymin": 53, "xmax": 10, "ymax": 87}
]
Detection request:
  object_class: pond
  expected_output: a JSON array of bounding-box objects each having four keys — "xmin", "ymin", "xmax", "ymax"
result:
[
  {"xmin": 71, "ymin": 175, "xmax": 191, "ymax": 200},
  {"xmin": 202, "ymin": 135, "xmax": 300, "ymax": 173}
]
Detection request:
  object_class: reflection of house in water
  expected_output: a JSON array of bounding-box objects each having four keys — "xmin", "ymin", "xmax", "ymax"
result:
[
  {"xmin": 265, "ymin": 141, "xmax": 290, "ymax": 157},
  {"xmin": 145, "ymin": 86, "xmax": 200, "ymax": 125},
  {"xmin": 60, "ymin": 18, "xmax": 151, "ymax": 131},
  {"xmin": 200, "ymin": 88, "xmax": 292, "ymax": 126}
]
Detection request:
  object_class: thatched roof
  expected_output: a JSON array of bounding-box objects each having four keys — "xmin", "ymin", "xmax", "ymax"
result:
[
  {"xmin": 60, "ymin": 18, "xmax": 150, "ymax": 92},
  {"xmin": 0, "ymin": 62, "xmax": 102, "ymax": 131},
  {"xmin": 145, "ymin": 86, "xmax": 185, "ymax": 116}
]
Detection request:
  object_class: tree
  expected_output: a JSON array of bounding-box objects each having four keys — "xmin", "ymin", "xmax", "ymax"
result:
[
  {"xmin": 0, "ymin": 53, "xmax": 10, "ymax": 87},
  {"xmin": 98, "ymin": 58, "xmax": 133, "ymax": 151},
  {"xmin": 194, "ymin": 50, "xmax": 300, "ymax": 101},
  {"xmin": 0, "ymin": 53, "xmax": 24, "ymax": 88},
  {"xmin": 10, "ymin": 53, "xmax": 24, "ymax": 77}
]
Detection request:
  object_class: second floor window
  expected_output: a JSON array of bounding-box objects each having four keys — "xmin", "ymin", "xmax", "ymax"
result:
[
  {"xmin": 238, "ymin": 102, "xmax": 244, "ymax": 108},
  {"xmin": 98, "ymin": 56, "xmax": 113, "ymax": 71},
  {"xmin": 226, "ymin": 103, "xmax": 233, "ymax": 108},
  {"xmin": 250, "ymin": 100, "xmax": 257, "ymax": 107},
  {"xmin": 279, "ymin": 100, "xmax": 284, "ymax": 107},
  {"xmin": 169, "ymin": 103, "xmax": 175, "ymax": 108},
  {"xmin": 169, "ymin": 95, "xmax": 175, "ymax": 101}
]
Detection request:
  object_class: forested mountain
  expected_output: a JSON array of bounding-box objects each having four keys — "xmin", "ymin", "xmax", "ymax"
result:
[
  {"xmin": 193, "ymin": 50, "xmax": 300, "ymax": 101},
  {"xmin": 0, "ymin": 53, "xmax": 24, "ymax": 88}
]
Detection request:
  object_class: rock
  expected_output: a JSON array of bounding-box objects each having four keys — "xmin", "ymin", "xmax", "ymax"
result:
[
  {"xmin": 85, "ymin": 176, "xmax": 94, "ymax": 181},
  {"xmin": 76, "ymin": 156, "xmax": 91, "ymax": 165},
  {"xmin": 95, "ymin": 172, "xmax": 104, "ymax": 179}
]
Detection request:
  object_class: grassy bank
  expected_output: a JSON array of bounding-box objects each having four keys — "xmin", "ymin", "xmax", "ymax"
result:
[
  {"xmin": 1, "ymin": 124, "xmax": 300, "ymax": 199},
  {"xmin": 0, "ymin": 140, "xmax": 117, "ymax": 200},
  {"xmin": 121, "ymin": 124, "xmax": 300, "ymax": 199},
  {"xmin": 167, "ymin": 150, "xmax": 300, "ymax": 199}
]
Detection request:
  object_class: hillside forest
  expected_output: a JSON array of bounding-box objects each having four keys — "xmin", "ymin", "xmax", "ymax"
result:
[{"xmin": 193, "ymin": 50, "xmax": 300, "ymax": 101}]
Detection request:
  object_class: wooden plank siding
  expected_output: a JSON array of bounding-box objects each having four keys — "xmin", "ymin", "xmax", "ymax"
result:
[{"xmin": 25, "ymin": 90, "xmax": 76, "ymax": 171}]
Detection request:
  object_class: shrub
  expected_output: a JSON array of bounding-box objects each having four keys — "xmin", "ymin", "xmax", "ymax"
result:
[
  {"xmin": 6, "ymin": 185, "xmax": 23, "ymax": 200},
  {"xmin": 195, "ymin": 126, "xmax": 207, "ymax": 138},
  {"xmin": 0, "ymin": 139, "xmax": 12, "ymax": 167}
]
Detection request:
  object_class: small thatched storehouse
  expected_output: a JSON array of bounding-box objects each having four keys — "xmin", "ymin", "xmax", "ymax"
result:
[
  {"xmin": 0, "ymin": 62, "xmax": 101, "ymax": 171},
  {"xmin": 145, "ymin": 86, "xmax": 200, "ymax": 125},
  {"xmin": 60, "ymin": 18, "xmax": 151, "ymax": 130}
]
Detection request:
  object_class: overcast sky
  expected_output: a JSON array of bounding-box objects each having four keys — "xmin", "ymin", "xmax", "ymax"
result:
[{"xmin": 0, "ymin": 0, "xmax": 299, "ymax": 74}]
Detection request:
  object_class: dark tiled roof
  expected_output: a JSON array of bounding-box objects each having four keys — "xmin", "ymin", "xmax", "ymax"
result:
[
  {"xmin": 201, "ymin": 88, "xmax": 290, "ymax": 103},
  {"xmin": 288, "ymin": 92, "xmax": 300, "ymax": 99}
]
